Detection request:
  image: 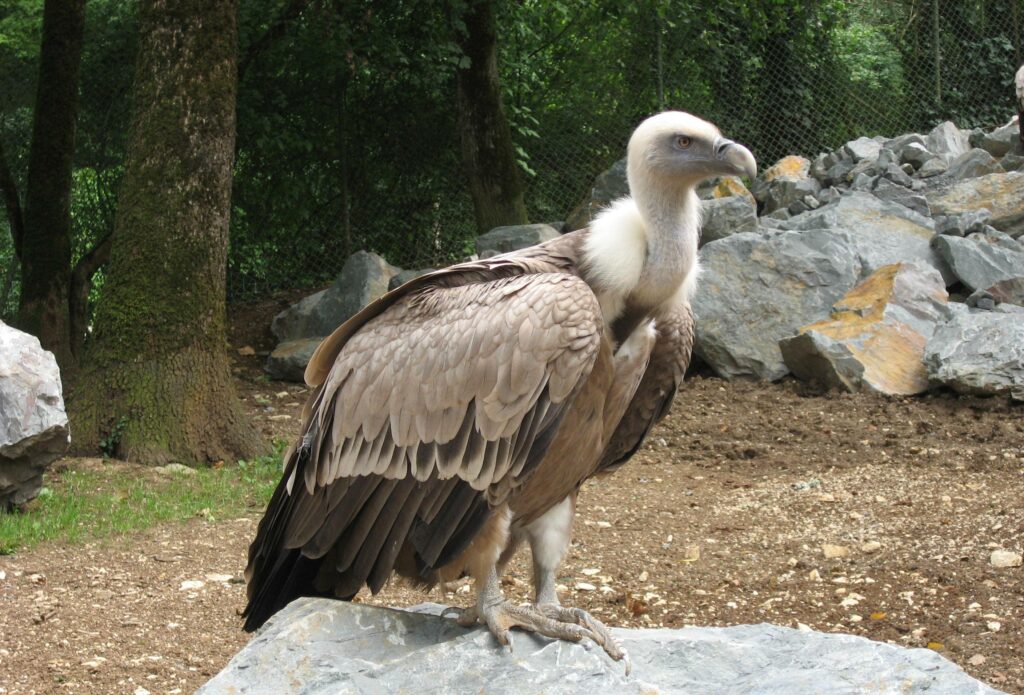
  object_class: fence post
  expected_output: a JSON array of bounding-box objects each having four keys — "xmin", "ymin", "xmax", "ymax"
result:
[{"xmin": 932, "ymin": 0, "xmax": 941, "ymax": 110}]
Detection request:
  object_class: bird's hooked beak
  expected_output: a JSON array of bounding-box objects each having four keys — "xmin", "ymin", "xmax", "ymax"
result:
[{"xmin": 713, "ymin": 137, "xmax": 757, "ymax": 180}]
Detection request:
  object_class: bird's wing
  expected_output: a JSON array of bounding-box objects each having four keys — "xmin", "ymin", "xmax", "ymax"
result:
[
  {"xmin": 244, "ymin": 261, "xmax": 602, "ymax": 630},
  {"xmin": 596, "ymin": 299, "xmax": 694, "ymax": 473}
]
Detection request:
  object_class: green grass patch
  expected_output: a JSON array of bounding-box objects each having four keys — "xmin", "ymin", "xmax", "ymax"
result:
[{"xmin": 0, "ymin": 440, "xmax": 287, "ymax": 555}]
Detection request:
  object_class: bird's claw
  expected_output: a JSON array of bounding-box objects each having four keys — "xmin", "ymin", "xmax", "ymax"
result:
[
  {"xmin": 443, "ymin": 600, "xmax": 629, "ymax": 674},
  {"xmin": 536, "ymin": 603, "xmax": 631, "ymax": 675}
]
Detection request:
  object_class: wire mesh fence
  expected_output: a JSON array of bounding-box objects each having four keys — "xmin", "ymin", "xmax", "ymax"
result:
[{"xmin": 0, "ymin": 0, "xmax": 1021, "ymax": 316}]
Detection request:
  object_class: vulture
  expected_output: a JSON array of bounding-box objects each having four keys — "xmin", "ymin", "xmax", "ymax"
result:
[
  {"xmin": 1017, "ymin": 63, "xmax": 1024, "ymax": 146},
  {"xmin": 243, "ymin": 111, "xmax": 756, "ymax": 669}
]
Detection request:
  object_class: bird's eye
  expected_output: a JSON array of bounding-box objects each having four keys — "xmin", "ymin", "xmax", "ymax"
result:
[{"xmin": 676, "ymin": 136, "xmax": 692, "ymax": 149}]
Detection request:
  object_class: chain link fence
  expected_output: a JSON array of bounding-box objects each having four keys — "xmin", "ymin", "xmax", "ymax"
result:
[{"xmin": 1, "ymin": 0, "xmax": 1021, "ymax": 315}]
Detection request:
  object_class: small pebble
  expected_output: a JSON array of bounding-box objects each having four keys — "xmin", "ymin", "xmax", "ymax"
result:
[{"xmin": 989, "ymin": 550, "xmax": 1022, "ymax": 568}]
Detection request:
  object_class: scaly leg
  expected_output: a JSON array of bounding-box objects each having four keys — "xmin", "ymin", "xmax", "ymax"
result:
[
  {"xmin": 442, "ymin": 566, "xmax": 595, "ymax": 648},
  {"xmin": 523, "ymin": 495, "xmax": 631, "ymax": 673}
]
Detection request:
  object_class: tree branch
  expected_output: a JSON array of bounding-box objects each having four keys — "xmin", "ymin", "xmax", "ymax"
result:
[
  {"xmin": 238, "ymin": 0, "xmax": 314, "ymax": 81},
  {"xmin": 68, "ymin": 233, "xmax": 112, "ymax": 357},
  {"xmin": 0, "ymin": 138, "xmax": 24, "ymax": 261}
]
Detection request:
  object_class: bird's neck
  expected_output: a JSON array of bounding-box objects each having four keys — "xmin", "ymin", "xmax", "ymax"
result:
[{"xmin": 631, "ymin": 182, "xmax": 700, "ymax": 307}]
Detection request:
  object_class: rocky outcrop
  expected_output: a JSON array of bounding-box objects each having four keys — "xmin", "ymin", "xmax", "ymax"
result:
[
  {"xmin": 266, "ymin": 251, "xmax": 399, "ymax": 381},
  {"xmin": 198, "ymin": 599, "xmax": 1001, "ymax": 695},
  {"xmin": 693, "ymin": 229, "xmax": 860, "ymax": 380},
  {"xmin": 925, "ymin": 310, "xmax": 1024, "ymax": 400},
  {"xmin": 775, "ymin": 191, "xmax": 950, "ymax": 282},
  {"xmin": 700, "ymin": 195, "xmax": 758, "ymax": 244},
  {"xmin": 475, "ymin": 223, "xmax": 560, "ymax": 257},
  {"xmin": 926, "ymin": 172, "xmax": 1024, "ymax": 238},
  {"xmin": 780, "ymin": 263, "xmax": 954, "ymax": 395},
  {"xmin": 932, "ymin": 231, "xmax": 1024, "ymax": 292},
  {"xmin": 0, "ymin": 322, "xmax": 70, "ymax": 509},
  {"xmin": 264, "ymin": 337, "xmax": 322, "ymax": 383},
  {"xmin": 565, "ymin": 157, "xmax": 628, "ymax": 230},
  {"xmin": 271, "ymin": 251, "xmax": 398, "ymax": 344}
]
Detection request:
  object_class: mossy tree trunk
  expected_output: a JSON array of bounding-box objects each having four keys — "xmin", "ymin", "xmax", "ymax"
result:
[
  {"xmin": 453, "ymin": 0, "xmax": 529, "ymax": 235},
  {"xmin": 71, "ymin": 0, "xmax": 263, "ymax": 465},
  {"xmin": 17, "ymin": 0, "xmax": 86, "ymax": 372}
]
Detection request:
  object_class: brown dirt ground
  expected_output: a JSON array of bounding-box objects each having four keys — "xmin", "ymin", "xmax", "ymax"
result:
[{"xmin": 1, "ymin": 299, "xmax": 1022, "ymax": 694}]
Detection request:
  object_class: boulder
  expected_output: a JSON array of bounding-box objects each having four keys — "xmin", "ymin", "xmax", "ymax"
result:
[
  {"xmin": 842, "ymin": 136, "xmax": 883, "ymax": 163},
  {"xmin": 271, "ymin": 251, "xmax": 399, "ymax": 343},
  {"xmin": 870, "ymin": 177, "xmax": 930, "ymax": 217},
  {"xmin": 700, "ymin": 195, "xmax": 758, "ymax": 244},
  {"xmin": 764, "ymin": 177, "xmax": 821, "ymax": 215},
  {"xmin": 780, "ymin": 263, "xmax": 954, "ymax": 395},
  {"xmin": 776, "ymin": 192, "xmax": 950, "ymax": 283},
  {"xmin": 925, "ymin": 311, "xmax": 1024, "ymax": 400},
  {"xmin": 475, "ymin": 224, "xmax": 560, "ymax": 257},
  {"xmin": 0, "ymin": 322, "xmax": 70, "ymax": 509},
  {"xmin": 897, "ymin": 142, "xmax": 936, "ymax": 170},
  {"xmin": 264, "ymin": 337, "xmax": 322, "ymax": 383},
  {"xmin": 1000, "ymin": 152, "xmax": 1024, "ymax": 172},
  {"xmin": 942, "ymin": 148, "xmax": 1001, "ymax": 180},
  {"xmin": 934, "ymin": 209, "xmax": 992, "ymax": 237},
  {"xmin": 985, "ymin": 277, "xmax": 1024, "ymax": 306},
  {"xmin": 980, "ymin": 117, "xmax": 1022, "ymax": 158},
  {"xmin": 932, "ymin": 233, "xmax": 1024, "ymax": 292},
  {"xmin": 702, "ymin": 176, "xmax": 756, "ymax": 207},
  {"xmin": 693, "ymin": 229, "xmax": 860, "ymax": 380},
  {"xmin": 916, "ymin": 157, "xmax": 949, "ymax": 178},
  {"xmin": 926, "ymin": 171, "xmax": 1024, "ymax": 238},
  {"xmin": 751, "ymin": 155, "xmax": 813, "ymax": 212},
  {"xmin": 925, "ymin": 121, "xmax": 970, "ymax": 161},
  {"xmin": 198, "ymin": 600, "xmax": 1001, "ymax": 695},
  {"xmin": 389, "ymin": 267, "xmax": 436, "ymax": 291},
  {"xmin": 565, "ymin": 157, "xmax": 628, "ymax": 230}
]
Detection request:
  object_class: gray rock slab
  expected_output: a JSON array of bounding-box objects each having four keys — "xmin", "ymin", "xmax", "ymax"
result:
[
  {"xmin": 871, "ymin": 177, "xmax": 930, "ymax": 218},
  {"xmin": 566, "ymin": 157, "xmax": 628, "ymax": 230},
  {"xmin": 475, "ymin": 223, "xmax": 560, "ymax": 257},
  {"xmin": 198, "ymin": 599, "xmax": 1002, "ymax": 695},
  {"xmin": 843, "ymin": 136, "xmax": 883, "ymax": 162},
  {"xmin": 942, "ymin": 148, "xmax": 1001, "ymax": 180},
  {"xmin": 700, "ymin": 195, "xmax": 758, "ymax": 244},
  {"xmin": 264, "ymin": 337, "xmax": 323, "ymax": 383},
  {"xmin": 916, "ymin": 156, "xmax": 949, "ymax": 178},
  {"xmin": 898, "ymin": 141, "xmax": 936, "ymax": 169},
  {"xmin": 985, "ymin": 276, "xmax": 1024, "ymax": 306},
  {"xmin": 693, "ymin": 229, "xmax": 861, "ymax": 380},
  {"xmin": 780, "ymin": 263, "xmax": 955, "ymax": 395},
  {"xmin": 0, "ymin": 322, "xmax": 70, "ymax": 509},
  {"xmin": 926, "ymin": 171, "xmax": 1024, "ymax": 238},
  {"xmin": 925, "ymin": 311, "xmax": 1024, "ymax": 400},
  {"xmin": 980, "ymin": 118, "xmax": 1022, "ymax": 158},
  {"xmin": 389, "ymin": 267, "xmax": 435, "ymax": 291},
  {"xmin": 932, "ymin": 234, "xmax": 1024, "ymax": 292},
  {"xmin": 777, "ymin": 192, "xmax": 951, "ymax": 283},
  {"xmin": 926, "ymin": 121, "xmax": 970, "ymax": 160},
  {"xmin": 271, "ymin": 251, "xmax": 399, "ymax": 343}
]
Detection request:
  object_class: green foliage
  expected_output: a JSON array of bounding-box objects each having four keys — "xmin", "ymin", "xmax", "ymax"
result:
[
  {"xmin": 1, "ymin": 0, "xmax": 1021, "ymax": 311},
  {"xmin": 0, "ymin": 440, "xmax": 286, "ymax": 555},
  {"xmin": 98, "ymin": 415, "xmax": 127, "ymax": 458}
]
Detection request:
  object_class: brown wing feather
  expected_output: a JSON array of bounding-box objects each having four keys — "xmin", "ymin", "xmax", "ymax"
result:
[
  {"xmin": 597, "ymin": 299, "xmax": 695, "ymax": 473},
  {"xmin": 243, "ymin": 251, "xmax": 601, "ymax": 631}
]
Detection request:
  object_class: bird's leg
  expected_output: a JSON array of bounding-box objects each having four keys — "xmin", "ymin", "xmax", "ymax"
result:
[
  {"xmin": 523, "ymin": 495, "xmax": 631, "ymax": 673},
  {"xmin": 442, "ymin": 566, "xmax": 596, "ymax": 648}
]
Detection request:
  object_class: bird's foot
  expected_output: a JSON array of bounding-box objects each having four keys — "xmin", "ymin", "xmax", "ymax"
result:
[
  {"xmin": 535, "ymin": 603, "xmax": 631, "ymax": 675},
  {"xmin": 443, "ymin": 600, "xmax": 630, "ymax": 675}
]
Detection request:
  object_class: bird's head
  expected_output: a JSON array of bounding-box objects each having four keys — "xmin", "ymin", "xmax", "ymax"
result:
[{"xmin": 627, "ymin": 111, "xmax": 756, "ymax": 193}]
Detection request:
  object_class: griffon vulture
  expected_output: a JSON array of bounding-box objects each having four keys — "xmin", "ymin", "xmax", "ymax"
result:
[
  {"xmin": 243, "ymin": 112, "xmax": 756, "ymax": 669},
  {"xmin": 1016, "ymin": 63, "xmax": 1023, "ymax": 145}
]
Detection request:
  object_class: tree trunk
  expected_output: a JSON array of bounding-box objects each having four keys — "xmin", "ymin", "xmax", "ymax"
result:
[
  {"xmin": 16, "ymin": 0, "xmax": 85, "ymax": 372},
  {"xmin": 71, "ymin": 0, "xmax": 262, "ymax": 465},
  {"xmin": 453, "ymin": 0, "xmax": 529, "ymax": 234}
]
